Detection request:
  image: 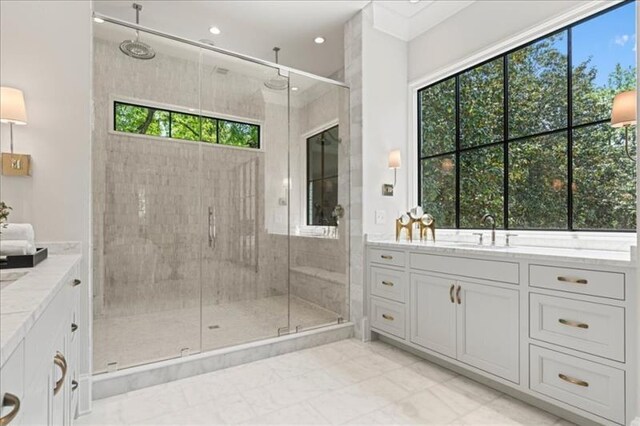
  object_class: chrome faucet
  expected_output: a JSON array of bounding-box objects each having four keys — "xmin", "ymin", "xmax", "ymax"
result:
[{"xmin": 481, "ymin": 214, "xmax": 496, "ymax": 246}]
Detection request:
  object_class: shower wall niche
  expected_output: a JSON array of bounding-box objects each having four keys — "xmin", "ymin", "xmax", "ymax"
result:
[{"xmin": 92, "ymin": 21, "xmax": 350, "ymax": 373}]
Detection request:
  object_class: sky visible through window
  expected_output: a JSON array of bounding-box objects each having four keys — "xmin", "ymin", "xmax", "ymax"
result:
[{"xmin": 573, "ymin": 2, "xmax": 636, "ymax": 87}]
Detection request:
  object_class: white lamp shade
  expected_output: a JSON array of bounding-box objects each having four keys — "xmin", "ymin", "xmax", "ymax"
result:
[
  {"xmin": 0, "ymin": 87, "xmax": 27, "ymax": 125},
  {"xmin": 388, "ymin": 149, "xmax": 401, "ymax": 169},
  {"xmin": 611, "ymin": 90, "xmax": 636, "ymax": 128}
]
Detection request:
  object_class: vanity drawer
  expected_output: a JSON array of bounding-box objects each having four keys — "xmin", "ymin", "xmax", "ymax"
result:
[
  {"xmin": 529, "ymin": 265, "xmax": 624, "ymax": 300},
  {"xmin": 369, "ymin": 248, "xmax": 405, "ymax": 268},
  {"xmin": 370, "ymin": 296, "xmax": 405, "ymax": 339},
  {"xmin": 370, "ymin": 266, "xmax": 406, "ymax": 303},
  {"xmin": 529, "ymin": 345, "xmax": 624, "ymax": 424},
  {"xmin": 530, "ymin": 294, "xmax": 624, "ymax": 362},
  {"xmin": 410, "ymin": 253, "xmax": 519, "ymax": 284}
]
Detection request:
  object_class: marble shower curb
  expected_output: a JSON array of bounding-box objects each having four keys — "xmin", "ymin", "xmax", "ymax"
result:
[{"xmin": 91, "ymin": 322, "xmax": 354, "ymax": 401}]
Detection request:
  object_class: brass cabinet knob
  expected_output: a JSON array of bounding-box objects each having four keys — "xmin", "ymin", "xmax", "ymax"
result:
[{"xmin": 73, "ymin": 279, "xmax": 82, "ymax": 287}]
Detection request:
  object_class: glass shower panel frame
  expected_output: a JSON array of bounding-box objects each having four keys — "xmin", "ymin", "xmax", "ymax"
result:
[
  {"xmin": 198, "ymin": 49, "xmax": 291, "ymax": 352},
  {"xmin": 93, "ymin": 15, "xmax": 350, "ymax": 374},
  {"xmin": 287, "ymin": 72, "xmax": 350, "ymax": 333}
]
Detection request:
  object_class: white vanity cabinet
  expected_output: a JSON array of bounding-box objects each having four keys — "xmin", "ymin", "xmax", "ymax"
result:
[
  {"xmin": 1, "ymin": 258, "xmax": 82, "ymax": 426},
  {"xmin": 409, "ymin": 273, "xmax": 519, "ymax": 382},
  {"xmin": 366, "ymin": 242, "xmax": 636, "ymax": 426}
]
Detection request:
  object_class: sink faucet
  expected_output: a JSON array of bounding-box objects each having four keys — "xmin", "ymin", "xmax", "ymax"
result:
[{"xmin": 481, "ymin": 214, "xmax": 496, "ymax": 246}]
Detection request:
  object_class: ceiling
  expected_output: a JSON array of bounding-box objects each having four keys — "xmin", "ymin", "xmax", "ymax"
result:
[{"xmin": 93, "ymin": 1, "xmax": 474, "ymax": 78}]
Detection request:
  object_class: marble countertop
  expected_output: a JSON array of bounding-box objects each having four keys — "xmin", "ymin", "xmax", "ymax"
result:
[
  {"xmin": 367, "ymin": 239, "xmax": 635, "ymax": 268},
  {"xmin": 0, "ymin": 254, "xmax": 81, "ymax": 366}
]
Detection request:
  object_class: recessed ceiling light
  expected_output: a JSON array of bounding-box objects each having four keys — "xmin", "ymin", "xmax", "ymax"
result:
[
  {"xmin": 209, "ymin": 26, "xmax": 221, "ymax": 35},
  {"xmin": 314, "ymin": 37, "xmax": 325, "ymax": 44},
  {"xmin": 409, "ymin": 0, "xmax": 420, "ymax": 3},
  {"xmin": 93, "ymin": 17, "xmax": 105, "ymax": 23},
  {"xmin": 291, "ymin": 87, "xmax": 299, "ymax": 91}
]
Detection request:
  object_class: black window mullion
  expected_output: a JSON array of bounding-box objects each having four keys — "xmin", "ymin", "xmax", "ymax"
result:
[
  {"xmin": 454, "ymin": 75, "xmax": 461, "ymax": 229},
  {"xmin": 567, "ymin": 27, "xmax": 574, "ymax": 231},
  {"xmin": 503, "ymin": 55, "xmax": 509, "ymax": 230}
]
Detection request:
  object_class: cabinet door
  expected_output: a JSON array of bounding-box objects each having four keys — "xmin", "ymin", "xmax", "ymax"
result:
[
  {"xmin": 456, "ymin": 281, "xmax": 519, "ymax": 383},
  {"xmin": 410, "ymin": 273, "xmax": 457, "ymax": 358}
]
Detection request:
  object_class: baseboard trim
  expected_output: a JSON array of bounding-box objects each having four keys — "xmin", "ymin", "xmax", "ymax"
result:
[{"xmin": 90, "ymin": 322, "xmax": 353, "ymax": 401}]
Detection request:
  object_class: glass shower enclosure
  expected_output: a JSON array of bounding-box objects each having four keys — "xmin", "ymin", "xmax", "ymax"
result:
[{"xmin": 92, "ymin": 16, "xmax": 350, "ymax": 373}]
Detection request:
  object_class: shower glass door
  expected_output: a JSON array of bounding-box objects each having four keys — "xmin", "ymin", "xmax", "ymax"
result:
[
  {"xmin": 199, "ymin": 49, "xmax": 290, "ymax": 352},
  {"xmin": 92, "ymin": 23, "xmax": 203, "ymax": 372}
]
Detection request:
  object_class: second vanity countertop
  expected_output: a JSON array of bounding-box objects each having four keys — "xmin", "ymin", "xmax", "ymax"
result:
[
  {"xmin": 0, "ymin": 254, "xmax": 81, "ymax": 366},
  {"xmin": 367, "ymin": 238, "xmax": 636, "ymax": 269}
]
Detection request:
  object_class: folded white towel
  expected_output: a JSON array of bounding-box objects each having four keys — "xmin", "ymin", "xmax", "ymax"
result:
[
  {"xmin": 0, "ymin": 240, "xmax": 36, "ymax": 256},
  {"xmin": 1, "ymin": 224, "xmax": 35, "ymax": 243}
]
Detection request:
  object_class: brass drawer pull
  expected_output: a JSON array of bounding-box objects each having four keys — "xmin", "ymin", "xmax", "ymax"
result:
[
  {"xmin": 381, "ymin": 281, "xmax": 394, "ymax": 287},
  {"xmin": 382, "ymin": 314, "xmax": 394, "ymax": 321},
  {"xmin": 380, "ymin": 255, "xmax": 393, "ymax": 260},
  {"xmin": 558, "ymin": 318, "xmax": 589, "ymax": 329},
  {"xmin": 558, "ymin": 373, "xmax": 589, "ymax": 387},
  {"xmin": 72, "ymin": 380, "xmax": 79, "ymax": 391},
  {"xmin": 449, "ymin": 284, "xmax": 455, "ymax": 303},
  {"xmin": 456, "ymin": 285, "xmax": 461, "ymax": 304},
  {"xmin": 557, "ymin": 276, "xmax": 587, "ymax": 285},
  {"xmin": 71, "ymin": 323, "xmax": 78, "ymax": 333},
  {"xmin": 73, "ymin": 278, "xmax": 82, "ymax": 287},
  {"xmin": 53, "ymin": 352, "xmax": 68, "ymax": 395},
  {"xmin": 0, "ymin": 393, "xmax": 20, "ymax": 426}
]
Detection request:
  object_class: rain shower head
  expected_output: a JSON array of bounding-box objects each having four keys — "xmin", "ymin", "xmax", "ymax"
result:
[
  {"xmin": 120, "ymin": 3, "xmax": 156, "ymax": 60},
  {"xmin": 264, "ymin": 47, "xmax": 288, "ymax": 90}
]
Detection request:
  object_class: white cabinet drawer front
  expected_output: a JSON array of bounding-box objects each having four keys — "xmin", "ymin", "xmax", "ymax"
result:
[
  {"xmin": 370, "ymin": 297, "xmax": 406, "ymax": 339},
  {"xmin": 410, "ymin": 253, "xmax": 519, "ymax": 284},
  {"xmin": 530, "ymin": 294, "xmax": 625, "ymax": 362},
  {"xmin": 529, "ymin": 265, "xmax": 624, "ymax": 300},
  {"xmin": 369, "ymin": 248, "xmax": 406, "ymax": 268},
  {"xmin": 530, "ymin": 345, "xmax": 624, "ymax": 424},
  {"xmin": 370, "ymin": 266, "xmax": 406, "ymax": 303}
]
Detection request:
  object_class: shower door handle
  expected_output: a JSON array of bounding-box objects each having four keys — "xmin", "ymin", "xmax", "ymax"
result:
[{"xmin": 208, "ymin": 207, "xmax": 215, "ymax": 249}]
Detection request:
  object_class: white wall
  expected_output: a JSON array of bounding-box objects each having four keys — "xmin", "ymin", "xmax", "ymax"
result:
[
  {"xmin": 408, "ymin": 0, "xmax": 585, "ymax": 82},
  {"xmin": 0, "ymin": 0, "xmax": 92, "ymax": 412},
  {"xmin": 0, "ymin": 0, "xmax": 91, "ymax": 245},
  {"xmin": 361, "ymin": 5, "xmax": 409, "ymax": 235}
]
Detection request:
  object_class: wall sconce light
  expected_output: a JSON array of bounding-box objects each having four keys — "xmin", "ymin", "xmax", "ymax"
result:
[
  {"xmin": 611, "ymin": 90, "xmax": 636, "ymax": 161},
  {"xmin": 1, "ymin": 86, "xmax": 30, "ymax": 176},
  {"xmin": 382, "ymin": 149, "xmax": 401, "ymax": 196}
]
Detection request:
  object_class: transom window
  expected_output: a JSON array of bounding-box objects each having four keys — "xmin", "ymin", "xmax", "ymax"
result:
[
  {"xmin": 418, "ymin": 1, "xmax": 636, "ymax": 231},
  {"xmin": 114, "ymin": 101, "xmax": 260, "ymax": 149},
  {"xmin": 307, "ymin": 125, "xmax": 339, "ymax": 226}
]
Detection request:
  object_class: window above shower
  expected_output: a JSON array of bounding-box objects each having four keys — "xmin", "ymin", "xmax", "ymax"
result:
[{"xmin": 113, "ymin": 100, "xmax": 261, "ymax": 149}]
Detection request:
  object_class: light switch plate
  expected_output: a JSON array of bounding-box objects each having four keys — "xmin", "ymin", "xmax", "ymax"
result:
[{"xmin": 375, "ymin": 210, "xmax": 386, "ymax": 225}]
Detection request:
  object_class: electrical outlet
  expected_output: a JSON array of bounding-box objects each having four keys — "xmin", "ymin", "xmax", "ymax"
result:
[{"xmin": 375, "ymin": 210, "xmax": 386, "ymax": 225}]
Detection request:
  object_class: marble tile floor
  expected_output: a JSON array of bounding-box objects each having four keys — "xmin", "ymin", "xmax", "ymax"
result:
[
  {"xmin": 93, "ymin": 295, "xmax": 340, "ymax": 373},
  {"xmin": 80, "ymin": 338, "xmax": 575, "ymax": 425}
]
